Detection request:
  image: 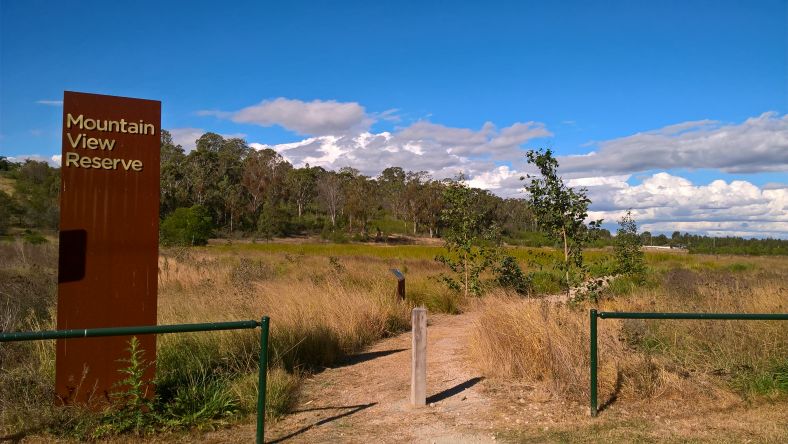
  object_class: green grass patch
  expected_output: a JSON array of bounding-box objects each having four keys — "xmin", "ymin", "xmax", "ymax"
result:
[
  {"xmin": 368, "ymin": 217, "xmax": 408, "ymax": 235},
  {"xmin": 725, "ymin": 262, "xmax": 756, "ymax": 273},
  {"xmin": 734, "ymin": 359, "xmax": 788, "ymax": 397},
  {"xmin": 530, "ymin": 270, "xmax": 562, "ymax": 294},
  {"xmin": 607, "ymin": 274, "xmax": 641, "ymax": 297},
  {"xmin": 606, "ymin": 272, "xmax": 658, "ymax": 298}
]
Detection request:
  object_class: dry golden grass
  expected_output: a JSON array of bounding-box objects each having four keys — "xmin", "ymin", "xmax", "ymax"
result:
[
  {"xmin": 157, "ymin": 248, "xmax": 447, "ymax": 361},
  {"xmin": 5, "ymin": 242, "xmax": 786, "ymax": 440},
  {"xmin": 154, "ymin": 246, "xmax": 461, "ymax": 423},
  {"xmin": 471, "ymin": 254, "xmax": 788, "ymax": 412}
]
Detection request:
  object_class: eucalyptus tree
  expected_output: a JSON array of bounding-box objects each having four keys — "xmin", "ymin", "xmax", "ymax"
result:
[
  {"xmin": 184, "ymin": 133, "xmax": 222, "ymax": 207},
  {"xmin": 286, "ymin": 165, "xmax": 319, "ymax": 218},
  {"xmin": 342, "ymin": 170, "xmax": 377, "ymax": 234},
  {"xmin": 317, "ymin": 171, "xmax": 343, "ymax": 227},
  {"xmin": 242, "ymin": 148, "xmax": 289, "ymax": 217},
  {"xmin": 159, "ymin": 130, "xmax": 188, "ymax": 217},
  {"xmin": 403, "ymin": 171, "xmax": 429, "ymax": 235},
  {"xmin": 421, "ymin": 180, "xmax": 445, "ymax": 238},
  {"xmin": 217, "ymin": 137, "xmax": 251, "ymax": 231},
  {"xmin": 378, "ymin": 166, "xmax": 407, "ymax": 220}
]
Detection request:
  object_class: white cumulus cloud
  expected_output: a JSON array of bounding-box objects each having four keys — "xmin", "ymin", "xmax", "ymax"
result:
[
  {"xmin": 252, "ymin": 119, "xmax": 551, "ymax": 185},
  {"xmin": 576, "ymin": 173, "xmax": 788, "ymax": 238},
  {"xmin": 207, "ymin": 98, "xmax": 373, "ymax": 136}
]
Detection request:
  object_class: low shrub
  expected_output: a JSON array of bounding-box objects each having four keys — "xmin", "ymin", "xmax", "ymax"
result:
[
  {"xmin": 160, "ymin": 206, "xmax": 213, "ymax": 246},
  {"xmin": 493, "ymin": 255, "xmax": 532, "ymax": 296}
]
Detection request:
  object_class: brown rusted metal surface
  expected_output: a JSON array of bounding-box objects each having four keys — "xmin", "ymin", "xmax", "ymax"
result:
[{"xmin": 56, "ymin": 91, "xmax": 160, "ymax": 405}]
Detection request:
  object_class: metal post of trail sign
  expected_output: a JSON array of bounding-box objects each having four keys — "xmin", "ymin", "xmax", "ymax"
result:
[
  {"xmin": 390, "ymin": 269, "xmax": 405, "ymax": 300},
  {"xmin": 56, "ymin": 91, "xmax": 160, "ymax": 404}
]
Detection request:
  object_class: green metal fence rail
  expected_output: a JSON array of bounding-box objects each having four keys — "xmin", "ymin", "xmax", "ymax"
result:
[
  {"xmin": 589, "ymin": 309, "xmax": 788, "ymax": 417},
  {"xmin": 0, "ymin": 317, "xmax": 271, "ymax": 443}
]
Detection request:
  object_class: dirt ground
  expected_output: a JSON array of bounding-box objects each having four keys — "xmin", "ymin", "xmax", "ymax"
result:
[
  {"xmin": 202, "ymin": 312, "xmax": 501, "ymax": 443},
  {"xmin": 198, "ymin": 309, "xmax": 788, "ymax": 444}
]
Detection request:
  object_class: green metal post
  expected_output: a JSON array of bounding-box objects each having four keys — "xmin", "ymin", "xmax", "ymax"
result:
[
  {"xmin": 590, "ymin": 309, "xmax": 598, "ymax": 417},
  {"xmin": 257, "ymin": 316, "xmax": 270, "ymax": 444}
]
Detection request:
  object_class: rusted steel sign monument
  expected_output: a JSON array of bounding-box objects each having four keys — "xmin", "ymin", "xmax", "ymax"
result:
[{"xmin": 57, "ymin": 91, "xmax": 160, "ymax": 403}]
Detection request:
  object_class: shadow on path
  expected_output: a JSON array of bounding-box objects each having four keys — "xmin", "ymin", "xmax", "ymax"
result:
[
  {"xmin": 269, "ymin": 403, "xmax": 376, "ymax": 443},
  {"xmin": 598, "ymin": 370, "xmax": 623, "ymax": 413},
  {"xmin": 334, "ymin": 348, "xmax": 407, "ymax": 368},
  {"xmin": 427, "ymin": 377, "xmax": 484, "ymax": 404}
]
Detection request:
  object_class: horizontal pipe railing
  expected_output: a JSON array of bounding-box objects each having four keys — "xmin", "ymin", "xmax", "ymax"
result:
[
  {"xmin": 590, "ymin": 309, "xmax": 788, "ymax": 417},
  {"xmin": 598, "ymin": 312, "xmax": 788, "ymax": 321},
  {"xmin": 0, "ymin": 317, "xmax": 270, "ymax": 444},
  {"xmin": 0, "ymin": 320, "xmax": 261, "ymax": 342}
]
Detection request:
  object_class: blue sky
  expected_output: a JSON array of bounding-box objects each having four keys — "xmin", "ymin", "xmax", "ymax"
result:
[{"xmin": 1, "ymin": 1, "xmax": 787, "ymax": 237}]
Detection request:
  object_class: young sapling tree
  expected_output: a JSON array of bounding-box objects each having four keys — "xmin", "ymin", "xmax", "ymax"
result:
[{"xmin": 522, "ymin": 148, "xmax": 602, "ymax": 296}]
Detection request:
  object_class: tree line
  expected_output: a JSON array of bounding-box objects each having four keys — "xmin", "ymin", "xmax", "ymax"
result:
[
  {"xmin": 1, "ymin": 131, "xmax": 787, "ymax": 256},
  {"xmin": 156, "ymin": 130, "xmax": 538, "ymax": 242},
  {"xmin": 641, "ymin": 230, "xmax": 788, "ymax": 255}
]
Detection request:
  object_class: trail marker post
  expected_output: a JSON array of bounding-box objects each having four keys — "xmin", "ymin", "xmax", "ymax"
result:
[{"xmin": 411, "ymin": 307, "xmax": 427, "ymax": 406}]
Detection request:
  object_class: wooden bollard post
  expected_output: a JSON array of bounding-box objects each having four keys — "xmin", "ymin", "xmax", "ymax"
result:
[{"xmin": 411, "ymin": 307, "xmax": 427, "ymax": 407}]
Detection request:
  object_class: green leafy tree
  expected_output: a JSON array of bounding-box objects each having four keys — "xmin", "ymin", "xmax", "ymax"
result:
[
  {"xmin": 614, "ymin": 209, "xmax": 645, "ymax": 276},
  {"xmin": 378, "ymin": 166, "xmax": 407, "ymax": 220},
  {"xmin": 435, "ymin": 177, "xmax": 500, "ymax": 297},
  {"xmin": 523, "ymin": 148, "xmax": 602, "ymax": 295},
  {"xmin": 160, "ymin": 205, "xmax": 213, "ymax": 246}
]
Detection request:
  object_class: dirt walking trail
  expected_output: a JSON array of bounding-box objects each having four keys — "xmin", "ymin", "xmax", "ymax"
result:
[
  {"xmin": 203, "ymin": 312, "xmax": 509, "ymax": 443},
  {"xmin": 161, "ymin": 291, "xmax": 788, "ymax": 443}
]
